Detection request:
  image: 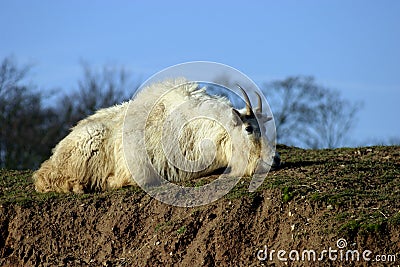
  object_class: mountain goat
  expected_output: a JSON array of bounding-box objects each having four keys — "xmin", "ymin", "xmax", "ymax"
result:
[{"xmin": 33, "ymin": 78, "xmax": 274, "ymax": 193}]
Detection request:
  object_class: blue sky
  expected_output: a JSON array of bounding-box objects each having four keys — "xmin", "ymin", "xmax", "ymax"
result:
[{"xmin": 1, "ymin": 1, "xmax": 399, "ymax": 146}]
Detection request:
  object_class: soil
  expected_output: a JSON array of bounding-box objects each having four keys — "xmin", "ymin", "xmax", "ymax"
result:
[{"xmin": 0, "ymin": 145, "xmax": 399, "ymax": 266}]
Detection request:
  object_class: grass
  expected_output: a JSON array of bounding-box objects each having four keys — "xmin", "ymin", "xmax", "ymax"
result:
[
  {"xmin": 339, "ymin": 220, "xmax": 361, "ymax": 236},
  {"xmin": 281, "ymin": 186, "xmax": 294, "ymax": 203},
  {"xmin": 0, "ymin": 169, "xmax": 143, "ymax": 206},
  {"xmin": 389, "ymin": 212, "xmax": 400, "ymax": 225},
  {"xmin": 225, "ymin": 180, "xmax": 256, "ymax": 200},
  {"xmin": 339, "ymin": 212, "xmax": 388, "ymax": 236},
  {"xmin": 155, "ymin": 221, "xmax": 173, "ymax": 232},
  {"xmin": 176, "ymin": 226, "xmax": 186, "ymax": 235}
]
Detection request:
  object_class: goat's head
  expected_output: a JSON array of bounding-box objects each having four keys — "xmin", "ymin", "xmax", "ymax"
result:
[{"xmin": 226, "ymin": 84, "xmax": 273, "ymax": 176}]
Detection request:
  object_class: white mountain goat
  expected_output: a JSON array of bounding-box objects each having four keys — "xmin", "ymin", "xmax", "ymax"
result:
[{"xmin": 33, "ymin": 78, "xmax": 274, "ymax": 193}]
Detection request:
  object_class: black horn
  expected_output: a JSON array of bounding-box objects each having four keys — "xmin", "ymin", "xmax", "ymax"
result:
[
  {"xmin": 236, "ymin": 84, "xmax": 252, "ymax": 116},
  {"xmin": 255, "ymin": 92, "xmax": 262, "ymax": 113}
]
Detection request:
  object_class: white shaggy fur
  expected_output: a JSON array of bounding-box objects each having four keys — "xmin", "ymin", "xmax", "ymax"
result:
[{"xmin": 33, "ymin": 78, "xmax": 271, "ymax": 193}]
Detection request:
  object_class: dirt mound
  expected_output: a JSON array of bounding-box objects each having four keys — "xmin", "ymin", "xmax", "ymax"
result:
[{"xmin": 1, "ymin": 146, "xmax": 399, "ymax": 266}]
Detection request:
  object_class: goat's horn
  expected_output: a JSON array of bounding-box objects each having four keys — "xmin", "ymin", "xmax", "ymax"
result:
[
  {"xmin": 236, "ymin": 84, "xmax": 252, "ymax": 116},
  {"xmin": 255, "ymin": 92, "xmax": 262, "ymax": 113}
]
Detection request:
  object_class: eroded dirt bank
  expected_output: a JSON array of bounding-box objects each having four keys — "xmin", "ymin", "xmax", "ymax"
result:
[{"xmin": 1, "ymin": 146, "xmax": 399, "ymax": 266}]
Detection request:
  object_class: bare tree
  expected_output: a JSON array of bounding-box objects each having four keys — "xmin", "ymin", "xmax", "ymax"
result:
[
  {"xmin": 0, "ymin": 57, "xmax": 59, "ymax": 169},
  {"xmin": 56, "ymin": 62, "xmax": 136, "ymax": 138},
  {"xmin": 263, "ymin": 76, "xmax": 361, "ymax": 148},
  {"xmin": 0, "ymin": 57, "xmax": 138, "ymax": 169}
]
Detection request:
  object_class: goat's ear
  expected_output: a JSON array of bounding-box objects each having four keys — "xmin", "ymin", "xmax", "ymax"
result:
[
  {"xmin": 232, "ymin": 109, "xmax": 243, "ymax": 125},
  {"xmin": 262, "ymin": 115, "xmax": 273, "ymax": 123},
  {"xmin": 256, "ymin": 113, "xmax": 273, "ymax": 124}
]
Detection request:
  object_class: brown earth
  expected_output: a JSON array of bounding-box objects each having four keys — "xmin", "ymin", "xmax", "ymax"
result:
[{"xmin": 0, "ymin": 145, "xmax": 399, "ymax": 266}]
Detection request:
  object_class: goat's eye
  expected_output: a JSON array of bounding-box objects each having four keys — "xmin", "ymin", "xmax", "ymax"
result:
[{"xmin": 245, "ymin": 125, "xmax": 253, "ymax": 134}]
